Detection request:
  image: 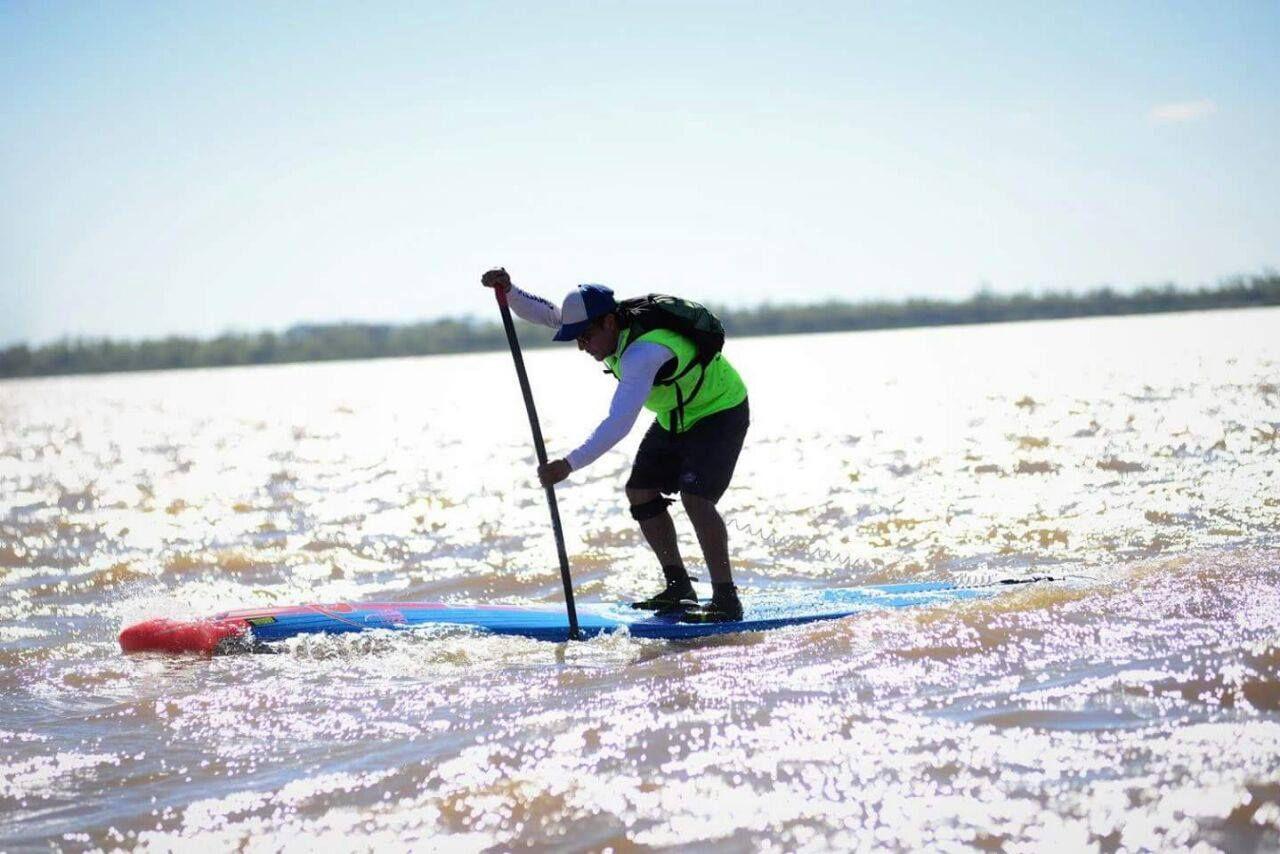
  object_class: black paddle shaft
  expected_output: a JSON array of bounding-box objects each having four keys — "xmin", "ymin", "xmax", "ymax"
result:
[{"xmin": 492, "ymin": 287, "xmax": 582, "ymax": 640}]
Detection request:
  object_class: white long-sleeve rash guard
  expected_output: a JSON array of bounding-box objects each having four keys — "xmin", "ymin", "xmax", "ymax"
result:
[{"xmin": 505, "ymin": 285, "xmax": 674, "ymax": 472}]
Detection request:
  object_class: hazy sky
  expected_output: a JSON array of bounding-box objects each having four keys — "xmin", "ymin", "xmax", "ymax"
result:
[{"xmin": 2, "ymin": 1, "xmax": 1277, "ymax": 346}]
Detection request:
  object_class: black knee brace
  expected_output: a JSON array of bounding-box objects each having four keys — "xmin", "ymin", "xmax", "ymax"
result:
[{"xmin": 630, "ymin": 496, "xmax": 674, "ymax": 521}]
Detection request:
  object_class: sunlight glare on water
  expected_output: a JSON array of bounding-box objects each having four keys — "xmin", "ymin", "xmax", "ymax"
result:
[{"xmin": 2, "ymin": 308, "xmax": 1279, "ymax": 849}]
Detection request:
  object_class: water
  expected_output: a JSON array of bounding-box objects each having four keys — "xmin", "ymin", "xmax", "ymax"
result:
[{"xmin": 2, "ymin": 308, "xmax": 1278, "ymax": 851}]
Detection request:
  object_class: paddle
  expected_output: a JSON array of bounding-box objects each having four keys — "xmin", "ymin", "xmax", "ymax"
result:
[{"xmin": 492, "ymin": 281, "xmax": 582, "ymax": 641}]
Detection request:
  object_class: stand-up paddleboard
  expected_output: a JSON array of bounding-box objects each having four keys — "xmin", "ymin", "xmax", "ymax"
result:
[{"xmin": 119, "ymin": 577, "xmax": 1058, "ymax": 654}]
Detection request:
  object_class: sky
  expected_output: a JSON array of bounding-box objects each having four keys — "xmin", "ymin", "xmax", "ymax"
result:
[{"xmin": 1, "ymin": 1, "xmax": 1278, "ymax": 347}]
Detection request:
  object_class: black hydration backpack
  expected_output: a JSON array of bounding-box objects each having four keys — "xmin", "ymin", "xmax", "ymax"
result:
[{"xmin": 616, "ymin": 294, "xmax": 725, "ymax": 366}]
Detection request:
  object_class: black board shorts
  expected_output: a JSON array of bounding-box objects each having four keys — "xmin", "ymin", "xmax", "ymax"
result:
[{"xmin": 626, "ymin": 398, "xmax": 749, "ymax": 502}]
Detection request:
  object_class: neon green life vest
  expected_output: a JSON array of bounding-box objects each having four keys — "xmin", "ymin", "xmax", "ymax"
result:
[{"xmin": 605, "ymin": 326, "xmax": 747, "ymax": 433}]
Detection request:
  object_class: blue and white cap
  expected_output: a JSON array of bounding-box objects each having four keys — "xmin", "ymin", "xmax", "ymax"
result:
[{"xmin": 552, "ymin": 284, "xmax": 617, "ymax": 341}]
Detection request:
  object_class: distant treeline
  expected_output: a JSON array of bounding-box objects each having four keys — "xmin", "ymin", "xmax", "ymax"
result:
[{"xmin": 3, "ymin": 272, "xmax": 1277, "ymax": 379}]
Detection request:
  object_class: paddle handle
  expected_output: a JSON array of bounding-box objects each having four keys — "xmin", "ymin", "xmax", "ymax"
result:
[{"xmin": 493, "ymin": 286, "xmax": 582, "ymax": 640}]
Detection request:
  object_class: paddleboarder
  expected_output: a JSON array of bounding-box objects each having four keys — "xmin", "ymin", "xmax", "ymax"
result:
[{"xmin": 482, "ymin": 268, "xmax": 749, "ymax": 623}]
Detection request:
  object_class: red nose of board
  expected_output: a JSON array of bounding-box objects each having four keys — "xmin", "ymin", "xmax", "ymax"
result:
[{"xmin": 118, "ymin": 618, "xmax": 248, "ymax": 654}]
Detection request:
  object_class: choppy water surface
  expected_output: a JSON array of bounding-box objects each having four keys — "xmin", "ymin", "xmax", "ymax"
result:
[{"xmin": 3, "ymin": 308, "xmax": 1279, "ymax": 851}]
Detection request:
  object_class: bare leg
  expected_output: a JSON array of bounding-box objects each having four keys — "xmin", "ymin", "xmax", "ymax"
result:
[
  {"xmin": 681, "ymin": 492, "xmax": 732, "ymax": 585},
  {"xmin": 626, "ymin": 486, "xmax": 684, "ymax": 570}
]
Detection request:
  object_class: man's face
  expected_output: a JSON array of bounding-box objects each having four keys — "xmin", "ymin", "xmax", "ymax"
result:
[{"xmin": 576, "ymin": 315, "xmax": 618, "ymax": 361}]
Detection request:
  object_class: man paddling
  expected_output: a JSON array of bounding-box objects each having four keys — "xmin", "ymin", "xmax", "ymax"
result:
[{"xmin": 482, "ymin": 268, "xmax": 749, "ymax": 623}]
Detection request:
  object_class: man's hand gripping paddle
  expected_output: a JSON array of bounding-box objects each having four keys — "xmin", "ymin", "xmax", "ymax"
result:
[{"xmin": 486, "ymin": 268, "xmax": 581, "ymax": 640}]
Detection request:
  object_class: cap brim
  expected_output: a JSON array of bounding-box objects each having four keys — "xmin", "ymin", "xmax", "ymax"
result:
[{"xmin": 552, "ymin": 320, "xmax": 591, "ymax": 342}]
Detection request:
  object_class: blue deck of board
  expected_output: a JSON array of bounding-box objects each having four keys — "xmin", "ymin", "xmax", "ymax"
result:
[{"xmin": 240, "ymin": 582, "xmax": 998, "ymax": 644}]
